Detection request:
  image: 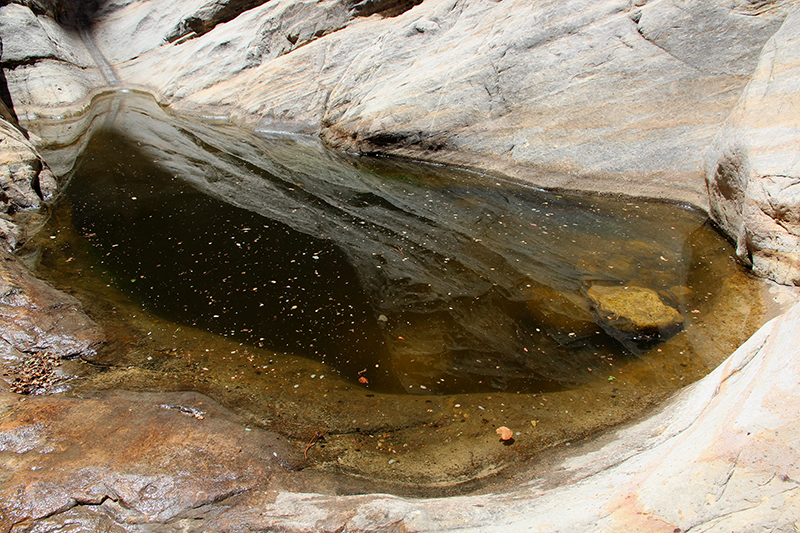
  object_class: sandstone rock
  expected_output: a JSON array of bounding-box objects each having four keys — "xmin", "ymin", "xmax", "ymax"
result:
[
  {"xmin": 0, "ymin": 215, "xmax": 26, "ymax": 251},
  {"xmin": 0, "ymin": 390, "xmax": 300, "ymax": 530},
  {"xmin": 0, "ymin": 1, "xmax": 799, "ymax": 530},
  {"xmin": 0, "ymin": 3, "xmax": 93, "ymax": 67},
  {"xmin": 164, "ymin": 0, "xmax": 271, "ymax": 43},
  {"xmin": 2, "ymin": 59, "xmax": 106, "ymax": 116},
  {"xmin": 0, "ymin": 115, "xmax": 57, "ymax": 215},
  {"xmin": 0, "ymin": 86, "xmax": 93, "ymax": 393},
  {"xmin": 98, "ymin": 0, "xmax": 357, "ymax": 104},
  {"xmin": 8, "ymin": 301, "xmax": 793, "ymax": 532},
  {"xmin": 0, "ymin": 249, "xmax": 102, "ymax": 359},
  {"xmin": 587, "ymin": 284, "xmax": 684, "ymax": 341},
  {"xmin": 706, "ymin": 7, "xmax": 800, "ymax": 285},
  {"xmin": 86, "ymin": 0, "xmax": 356, "ymax": 70},
  {"xmin": 1, "ymin": 0, "xmax": 791, "ymax": 207},
  {"xmin": 163, "ymin": 0, "xmax": 786, "ymax": 206}
]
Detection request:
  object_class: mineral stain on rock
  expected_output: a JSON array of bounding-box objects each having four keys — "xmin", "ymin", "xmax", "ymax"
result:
[{"xmin": 0, "ymin": 390, "xmax": 300, "ymax": 529}]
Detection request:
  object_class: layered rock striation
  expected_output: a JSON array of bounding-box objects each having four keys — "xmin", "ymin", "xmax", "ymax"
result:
[
  {"xmin": 0, "ymin": 34, "xmax": 102, "ymax": 390},
  {"xmin": 2, "ymin": 0, "xmax": 798, "ymax": 282},
  {"xmin": 1, "ymin": 0, "xmax": 800, "ymax": 531},
  {"xmin": 0, "ymin": 0, "xmax": 794, "ymax": 203},
  {"xmin": 706, "ymin": 7, "xmax": 800, "ymax": 285}
]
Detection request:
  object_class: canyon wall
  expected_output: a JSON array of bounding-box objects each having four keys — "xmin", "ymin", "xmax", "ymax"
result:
[
  {"xmin": 1, "ymin": 0, "xmax": 798, "ymax": 282},
  {"xmin": 1, "ymin": 0, "xmax": 800, "ymax": 531}
]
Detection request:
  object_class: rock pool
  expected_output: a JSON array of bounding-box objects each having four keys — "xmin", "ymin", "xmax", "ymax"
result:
[{"xmin": 21, "ymin": 92, "xmax": 768, "ymax": 493}]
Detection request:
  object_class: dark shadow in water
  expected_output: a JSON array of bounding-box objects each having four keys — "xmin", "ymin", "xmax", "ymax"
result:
[
  {"xmin": 48, "ymin": 93, "xmax": 738, "ymax": 396},
  {"xmin": 68, "ymin": 131, "xmax": 401, "ymax": 390}
]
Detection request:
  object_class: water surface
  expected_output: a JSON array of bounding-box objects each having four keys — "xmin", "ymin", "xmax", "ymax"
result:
[{"xmin": 24, "ymin": 92, "xmax": 767, "ymax": 493}]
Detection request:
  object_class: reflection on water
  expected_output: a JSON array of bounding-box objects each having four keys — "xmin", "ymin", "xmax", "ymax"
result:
[
  {"xmin": 67, "ymin": 141, "xmax": 389, "ymax": 387},
  {"xmin": 24, "ymin": 92, "xmax": 768, "ymax": 493},
  {"xmin": 42, "ymin": 94, "xmax": 748, "ymax": 396}
]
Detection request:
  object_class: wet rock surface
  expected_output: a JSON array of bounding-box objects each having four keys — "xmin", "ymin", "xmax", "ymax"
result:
[
  {"xmin": 0, "ymin": 0, "xmax": 799, "ymax": 530},
  {"xmin": 587, "ymin": 285, "xmax": 684, "ymax": 346},
  {"xmin": 0, "ymin": 248, "xmax": 102, "ymax": 362},
  {"xmin": 0, "ymin": 390, "xmax": 300, "ymax": 531},
  {"xmin": 0, "ymin": 113, "xmax": 103, "ymax": 395},
  {"xmin": 7, "ymin": 88, "xmax": 782, "ymax": 512},
  {"xmin": 0, "ymin": 116, "xmax": 57, "ymax": 216},
  {"xmin": 0, "ymin": 302, "xmax": 797, "ymax": 532}
]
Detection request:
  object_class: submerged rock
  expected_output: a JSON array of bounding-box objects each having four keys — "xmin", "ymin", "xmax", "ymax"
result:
[
  {"xmin": 587, "ymin": 284, "xmax": 684, "ymax": 343},
  {"xmin": 1, "ymin": 303, "xmax": 796, "ymax": 532}
]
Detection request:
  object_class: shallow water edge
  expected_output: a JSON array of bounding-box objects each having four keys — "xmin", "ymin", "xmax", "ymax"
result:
[{"xmin": 14, "ymin": 91, "xmax": 780, "ymax": 496}]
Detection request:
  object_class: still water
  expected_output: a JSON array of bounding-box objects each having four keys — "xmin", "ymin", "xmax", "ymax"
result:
[{"xmin": 25, "ymin": 92, "xmax": 767, "ymax": 492}]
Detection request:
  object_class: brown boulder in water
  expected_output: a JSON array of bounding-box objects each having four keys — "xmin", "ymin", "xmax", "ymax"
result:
[{"xmin": 587, "ymin": 285, "xmax": 684, "ymax": 343}]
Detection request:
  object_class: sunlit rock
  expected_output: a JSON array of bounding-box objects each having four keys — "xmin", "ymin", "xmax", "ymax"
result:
[
  {"xmin": 0, "ymin": 117, "xmax": 57, "ymax": 214},
  {"xmin": 0, "ymin": 3, "xmax": 93, "ymax": 67},
  {"xmin": 0, "ymin": 0, "xmax": 799, "ymax": 529},
  {"xmin": 706, "ymin": 7, "xmax": 800, "ymax": 286},
  {"xmin": 587, "ymin": 284, "xmax": 684, "ymax": 342},
  {"xmin": 0, "ymin": 390, "xmax": 300, "ymax": 529},
  {"xmin": 1, "ymin": 0, "xmax": 794, "ymax": 206}
]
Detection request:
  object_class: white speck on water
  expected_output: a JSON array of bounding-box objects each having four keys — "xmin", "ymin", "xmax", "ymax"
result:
[
  {"xmin": 478, "ymin": 405, "xmax": 485, "ymax": 410},
  {"xmin": 294, "ymin": 384, "xmax": 299, "ymax": 388}
]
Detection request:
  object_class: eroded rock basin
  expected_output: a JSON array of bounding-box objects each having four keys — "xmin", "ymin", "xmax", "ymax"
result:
[{"xmin": 17, "ymin": 92, "xmax": 771, "ymax": 495}]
